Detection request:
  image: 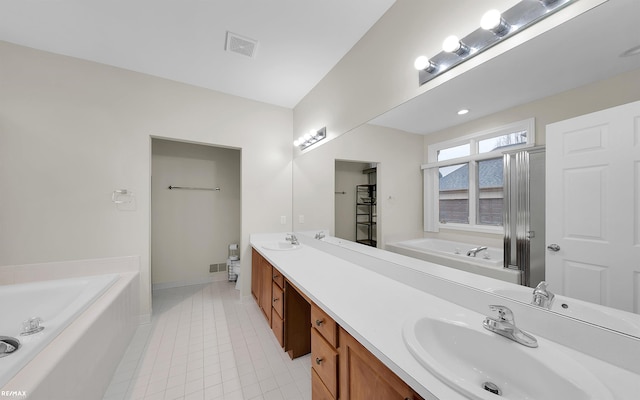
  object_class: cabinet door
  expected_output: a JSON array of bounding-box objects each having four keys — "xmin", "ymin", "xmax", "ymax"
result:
[
  {"xmin": 251, "ymin": 248, "xmax": 261, "ymax": 301},
  {"xmin": 339, "ymin": 328, "xmax": 423, "ymax": 400},
  {"xmin": 260, "ymin": 258, "xmax": 273, "ymax": 323}
]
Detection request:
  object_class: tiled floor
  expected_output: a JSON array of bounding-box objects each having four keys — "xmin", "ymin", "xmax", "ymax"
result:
[{"xmin": 102, "ymin": 281, "xmax": 312, "ymax": 400}]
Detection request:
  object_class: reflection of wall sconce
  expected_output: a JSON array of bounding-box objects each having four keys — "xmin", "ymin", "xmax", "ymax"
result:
[
  {"xmin": 294, "ymin": 127, "xmax": 327, "ymax": 150},
  {"xmin": 414, "ymin": 0, "xmax": 574, "ymax": 86}
]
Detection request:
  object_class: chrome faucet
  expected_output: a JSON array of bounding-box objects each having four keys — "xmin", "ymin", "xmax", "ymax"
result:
[
  {"xmin": 483, "ymin": 305, "xmax": 538, "ymax": 348},
  {"xmin": 285, "ymin": 233, "xmax": 299, "ymax": 245},
  {"xmin": 532, "ymin": 281, "xmax": 555, "ymax": 309},
  {"xmin": 314, "ymin": 231, "xmax": 325, "ymax": 240},
  {"xmin": 466, "ymin": 246, "xmax": 487, "ymax": 257}
]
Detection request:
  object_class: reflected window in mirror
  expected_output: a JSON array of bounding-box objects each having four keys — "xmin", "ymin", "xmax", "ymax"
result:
[
  {"xmin": 439, "ymin": 163, "xmax": 469, "ymax": 223},
  {"xmin": 423, "ymin": 118, "xmax": 534, "ymax": 233}
]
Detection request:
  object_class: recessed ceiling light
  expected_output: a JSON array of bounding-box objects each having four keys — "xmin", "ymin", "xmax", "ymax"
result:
[{"xmin": 457, "ymin": 109, "xmax": 470, "ymax": 115}]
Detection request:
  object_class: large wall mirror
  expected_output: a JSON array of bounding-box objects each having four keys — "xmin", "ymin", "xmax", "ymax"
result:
[{"xmin": 292, "ymin": 0, "xmax": 640, "ymax": 338}]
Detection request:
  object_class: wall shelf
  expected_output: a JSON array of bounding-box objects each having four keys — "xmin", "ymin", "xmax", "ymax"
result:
[{"xmin": 355, "ymin": 184, "xmax": 376, "ymax": 247}]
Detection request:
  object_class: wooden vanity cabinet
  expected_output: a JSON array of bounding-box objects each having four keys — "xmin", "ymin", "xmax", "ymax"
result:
[
  {"xmin": 252, "ymin": 247, "xmax": 424, "ymax": 400},
  {"xmin": 311, "ymin": 303, "xmax": 339, "ymax": 399},
  {"xmin": 339, "ymin": 327, "xmax": 424, "ymax": 400},
  {"xmin": 251, "ymin": 248, "xmax": 310, "ymax": 357}
]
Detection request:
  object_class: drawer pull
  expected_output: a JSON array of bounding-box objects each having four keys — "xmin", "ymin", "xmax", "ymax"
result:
[
  {"xmin": 315, "ymin": 357, "xmax": 324, "ymax": 365},
  {"xmin": 273, "ymin": 274, "xmax": 280, "ymax": 279},
  {"xmin": 315, "ymin": 319, "xmax": 324, "ymax": 326},
  {"xmin": 273, "ymin": 297, "xmax": 279, "ymax": 302}
]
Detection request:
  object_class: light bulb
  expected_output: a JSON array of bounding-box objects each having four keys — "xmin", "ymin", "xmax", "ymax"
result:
[
  {"xmin": 442, "ymin": 35, "xmax": 461, "ymax": 53},
  {"xmin": 480, "ymin": 9, "xmax": 502, "ymax": 30},
  {"xmin": 293, "ymin": 139, "xmax": 301, "ymax": 147},
  {"xmin": 414, "ymin": 56, "xmax": 429, "ymax": 71},
  {"xmin": 303, "ymin": 132, "xmax": 313, "ymax": 141},
  {"xmin": 481, "ymin": 9, "xmax": 510, "ymax": 36}
]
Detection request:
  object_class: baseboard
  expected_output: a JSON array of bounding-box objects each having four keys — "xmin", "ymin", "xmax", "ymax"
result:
[{"xmin": 152, "ymin": 272, "xmax": 230, "ymax": 291}]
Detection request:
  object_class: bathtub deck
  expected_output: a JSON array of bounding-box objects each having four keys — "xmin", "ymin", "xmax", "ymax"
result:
[{"xmin": 103, "ymin": 281, "xmax": 311, "ymax": 400}]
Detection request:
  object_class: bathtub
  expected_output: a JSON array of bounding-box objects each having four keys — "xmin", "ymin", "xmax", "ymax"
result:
[
  {"xmin": 0, "ymin": 269, "xmax": 139, "ymax": 399},
  {"xmin": 386, "ymin": 238, "xmax": 521, "ymax": 284},
  {"xmin": 0, "ymin": 274, "xmax": 118, "ymax": 386}
]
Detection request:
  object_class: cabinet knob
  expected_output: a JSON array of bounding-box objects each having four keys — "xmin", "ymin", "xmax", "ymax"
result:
[
  {"xmin": 273, "ymin": 274, "xmax": 280, "ymax": 279},
  {"xmin": 315, "ymin": 357, "xmax": 324, "ymax": 365},
  {"xmin": 273, "ymin": 297, "xmax": 279, "ymax": 303},
  {"xmin": 315, "ymin": 319, "xmax": 324, "ymax": 326}
]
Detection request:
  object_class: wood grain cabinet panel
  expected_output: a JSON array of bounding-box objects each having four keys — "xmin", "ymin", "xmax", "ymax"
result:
[
  {"xmin": 312, "ymin": 368, "xmax": 335, "ymax": 400},
  {"xmin": 259, "ymin": 258, "xmax": 272, "ymax": 324},
  {"xmin": 339, "ymin": 327, "xmax": 424, "ymax": 400},
  {"xmin": 311, "ymin": 328, "xmax": 338, "ymax": 399},
  {"xmin": 251, "ymin": 248, "xmax": 260, "ymax": 301},
  {"xmin": 272, "ymin": 282, "xmax": 284, "ymax": 319},
  {"xmin": 311, "ymin": 303, "xmax": 337, "ymax": 347}
]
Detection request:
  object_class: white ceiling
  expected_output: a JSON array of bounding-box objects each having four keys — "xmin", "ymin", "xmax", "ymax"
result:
[
  {"xmin": 0, "ymin": 0, "xmax": 395, "ymax": 109},
  {"xmin": 370, "ymin": 0, "xmax": 640, "ymax": 135}
]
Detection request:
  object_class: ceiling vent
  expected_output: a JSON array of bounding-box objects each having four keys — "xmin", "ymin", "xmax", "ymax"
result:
[{"xmin": 225, "ymin": 31, "xmax": 258, "ymax": 58}]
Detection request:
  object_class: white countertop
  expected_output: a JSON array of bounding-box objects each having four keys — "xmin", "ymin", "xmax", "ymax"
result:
[{"xmin": 250, "ymin": 232, "xmax": 640, "ymax": 400}]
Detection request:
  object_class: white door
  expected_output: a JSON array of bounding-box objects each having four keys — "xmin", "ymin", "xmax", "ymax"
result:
[{"xmin": 546, "ymin": 100, "xmax": 640, "ymax": 313}]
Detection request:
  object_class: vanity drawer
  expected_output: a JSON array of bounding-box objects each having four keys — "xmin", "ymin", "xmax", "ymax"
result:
[
  {"xmin": 271, "ymin": 311, "xmax": 284, "ymax": 348},
  {"xmin": 311, "ymin": 303, "xmax": 337, "ymax": 347},
  {"xmin": 311, "ymin": 328, "xmax": 338, "ymax": 398},
  {"xmin": 272, "ymin": 282, "xmax": 284, "ymax": 319},
  {"xmin": 272, "ymin": 269, "xmax": 284, "ymax": 289},
  {"xmin": 312, "ymin": 368, "xmax": 335, "ymax": 400}
]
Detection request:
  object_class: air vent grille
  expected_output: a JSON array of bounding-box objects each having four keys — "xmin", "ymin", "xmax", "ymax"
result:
[{"xmin": 225, "ymin": 32, "xmax": 258, "ymax": 58}]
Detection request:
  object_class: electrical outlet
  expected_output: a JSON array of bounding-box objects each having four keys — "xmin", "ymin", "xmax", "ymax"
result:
[{"xmin": 280, "ymin": 216, "xmax": 286, "ymax": 224}]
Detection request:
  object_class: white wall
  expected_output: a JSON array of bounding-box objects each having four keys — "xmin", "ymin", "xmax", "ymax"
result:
[
  {"xmin": 0, "ymin": 41, "xmax": 293, "ymax": 318},
  {"xmin": 151, "ymin": 139, "xmax": 240, "ymax": 287},
  {"xmin": 293, "ymin": 124, "xmax": 423, "ymax": 247},
  {"xmin": 334, "ymin": 161, "xmax": 370, "ymax": 241}
]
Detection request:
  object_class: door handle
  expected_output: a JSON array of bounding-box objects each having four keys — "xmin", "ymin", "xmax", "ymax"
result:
[{"xmin": 547, "ymin": 244, "xmax": 561, "ymax": 252}]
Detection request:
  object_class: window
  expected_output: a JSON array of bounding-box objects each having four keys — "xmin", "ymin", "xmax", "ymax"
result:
[{"xmin": 423, "ymin": 118, "xmax": 534, "ymax": 232}]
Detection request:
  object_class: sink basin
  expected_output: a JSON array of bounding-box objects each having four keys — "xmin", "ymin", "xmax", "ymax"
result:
[
  {"xmin": 402, "ymin": 316, "xmax": 613, "ymax": 400},
  {"xmin": 262, "ymin": 241, "xmax": 302, "ymax": 251}
]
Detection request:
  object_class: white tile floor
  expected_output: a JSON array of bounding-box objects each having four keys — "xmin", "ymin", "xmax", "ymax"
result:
[{"xmin": 102, "ymin": 281, "xmax": 312, "ymax": 400}]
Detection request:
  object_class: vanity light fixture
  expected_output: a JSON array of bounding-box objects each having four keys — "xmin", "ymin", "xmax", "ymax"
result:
[
  {"xmin": 415, "ymin": 0, "xmax": 575, "ymax": 86},
  {"xmin": 294, "ymin": 127, "xmax": 327, "ymax": 150}
]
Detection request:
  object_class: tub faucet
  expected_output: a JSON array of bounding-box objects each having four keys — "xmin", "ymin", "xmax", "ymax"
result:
[
  {"xmin": 21, "ymin": 317, "xmax": 44, "ymax": 336},
  {"xmin": 466, "ymin": 246, "xmax": 487, "ymax": 257},
  {"xmin": 483, "ymin": 305, "xmax": 538, "ymax": 348},
  {"xmin": 314, "ymin": 231, "xmax": 325, "ymax": 240},
  {"xmin": 532, "ymin": 281, "xmax": 555, "ymax": 309},
  {"xmin": 285, "ymin": 233, "xmax": 299, "ymax": 245}
]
